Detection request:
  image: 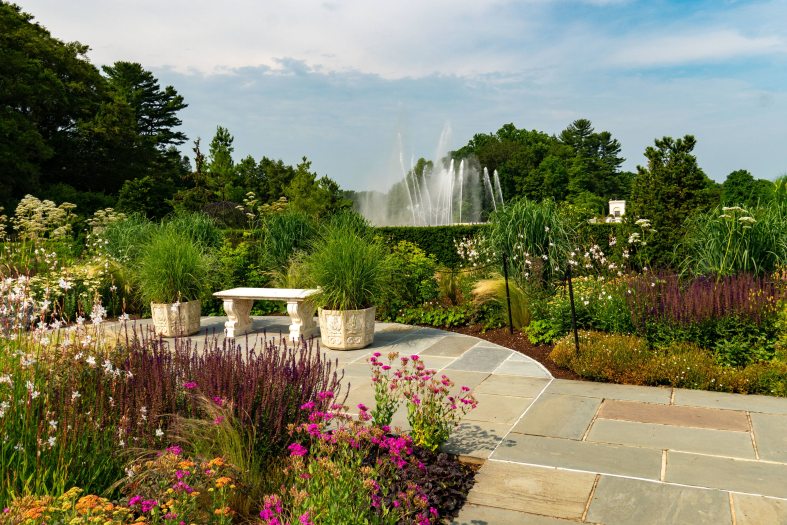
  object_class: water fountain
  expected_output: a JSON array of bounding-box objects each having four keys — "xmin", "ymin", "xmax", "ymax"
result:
[{"xmin": 357, "ymin": 128, "xmax": 505, "ymax": 226}]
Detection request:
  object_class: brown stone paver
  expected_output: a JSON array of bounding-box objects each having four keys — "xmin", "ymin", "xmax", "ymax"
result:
[
  {"xmin": 587, "ymin": 419, "xmax": 756, "ymax": 458},
  {"xmin": 546, "ymin": 379, "xmax": 672, "ymax": 403},
  {"xmin": 597, "ymin": 399, "xmax": 750, "ymax": 431},
  {"xmin": 732, "ymin": 493, "xmax": 787, "ymax": 525},
  {"xmin": 466, "ymin": 461, "xmax": 596, "ymax": 519},
  {"xmin": 672, "ymin": 388, "xmax": 787, "ymax": 415}
]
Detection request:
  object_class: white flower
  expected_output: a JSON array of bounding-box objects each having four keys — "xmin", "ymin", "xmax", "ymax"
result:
[
  {"xmin": 90, "ymin": 304, "xmax": 106, "ymax": 325},
  {"xmin": 71, "ymin": 390, "xmax": 81, "ymax": 401},
  {"xmin": 49, "ymin": 419, "xmax": 57, "ymax": 429},
  {"xmin": 155, "ymin": 428, "xmax": 164, "ymax": 438},
  {"xmin": 86, "ymin": 356, "xmax": 96, "ymax": 367},
  {"xmin": 118, "ymin": 313, "xmax": 130, "ymax": 322},
  {"xmin": 738, "ymin": 216, "xmax": 756, "ymax": 225},
  {"xmin": 47, "ymin": 436, "xmax": 56, "ymax": 447},
  {"xmin": 58, "ymin": 278, "xmax": 72, "ymax": 290}
]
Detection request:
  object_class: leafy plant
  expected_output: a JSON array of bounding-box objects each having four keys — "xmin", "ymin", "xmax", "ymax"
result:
[
  {"xmin": 472, "ymin": 275, "xmax": 530, "ymax": 330},
  {"xmin": 136, "ymin": 229, "xmax": 210, "ymax": 304},
  {"xmin": 305, "ymin": 221, "xmax": 393, "ymax": 311},
  {"xmin": 378, "ymin": 241, "xmax": 439, "ymax": 320}
]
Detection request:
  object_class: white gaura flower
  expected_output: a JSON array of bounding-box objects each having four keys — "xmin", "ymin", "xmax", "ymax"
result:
[{"xmin": 155, "ymin": 428, "xmax": 164, "ymax": 438}]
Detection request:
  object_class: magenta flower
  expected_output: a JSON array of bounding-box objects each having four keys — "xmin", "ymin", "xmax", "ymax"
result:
[
  {"xmin": 166, "ymin": 445, "xmax": 182, "ymax": 456},
  {"xmin": 288, "ymin": 442, "xmax": 308, "ymax": 457},
  {"xmin": 128, "ymin": 495, "xmax": 142, "ymax": 507},
  {"xmin": 183, "ymin": 381, "xmax": 197, "ymax": 390},
  {"xmin": 141, "ymin": 499, "xmax": 158, "ymax": 513}
]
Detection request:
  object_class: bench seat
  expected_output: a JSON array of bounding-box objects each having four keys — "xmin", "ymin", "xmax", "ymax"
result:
[{"xmin": 213, "ymin": 287, "xmax": 319, "ymax": 340}]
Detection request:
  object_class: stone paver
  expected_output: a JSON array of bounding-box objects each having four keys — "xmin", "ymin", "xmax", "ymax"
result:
[
  {"xmin": 587, "ymin": 419, "xmax": 756, "ymax": 458},
  {"xmin": 466, "ymin": 462, "xmax": 596, "ymax": 519},
  {"xmin": 494, "ymin": 355, "xmax": 551, "ymax": 377},
  {"xmin": 493, "ymin": 433, "xmax": 663, "ymax": 480},
  {"xmin": 446, "ymin": 345, "xmax": 513, "ymax": 373},
  {"xmin": 547, "ymin": 379, "xmax": 672, "ymax": 403},
  {"xmin": 463, "ymin": 393, "xmax": 535, "ymax": 426},
  {"xmin": 672, "ymin": 388, "xmax": 787, "ymax": 415},
  {"xmin": 441, "ymin": 370, "xmax": 491, "ymax": 391},
  {"xmin": 597, "ymin": 399, "xmax": 750, "ymax": 431},
  {"xmin": 475, "ymin": 375, "xmax": 550, "ymax": 397},
  {"xmin": 733, "ymin": 493, "xmax": 787, "ymax": 525},
  {"xmin": 420, "ymin": 335, "xmax": 479, "ymax": 357},
  {"xmin": 750, "ymin": 413, "xmax": 787, "ymax": 462},
  {"xmin": 452, "ymin": 504, "xmax": 582, "ymax": 525},
  {"xmin": 586, "ymin": 476, "xmax": 732, "ymax": 525},
  {"xmin": 666, "ymin": 451, "xmax": 787, "ymax": 499},
  {"xmin": 443, "ymin": 421, "xmax": 514, "ymax": 459},
  {"xmin": 511, "ymin": 393, "xmax": 600, "ymax": 439}
]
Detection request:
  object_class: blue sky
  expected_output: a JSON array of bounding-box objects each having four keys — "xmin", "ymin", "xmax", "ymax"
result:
[{"xmin": 16, "ymin": 0, "xmax": 787, "ymax": 191}]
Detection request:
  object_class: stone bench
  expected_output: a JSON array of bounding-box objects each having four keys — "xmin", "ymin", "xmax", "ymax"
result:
[{"xmin": 213, "ymin": 287, "xmax": 319, "ymax": 341}]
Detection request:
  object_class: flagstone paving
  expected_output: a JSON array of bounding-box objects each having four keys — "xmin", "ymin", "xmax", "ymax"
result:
[{"xmin": 118, "ymin": 317, "xmax": 787, "ymax": 524}]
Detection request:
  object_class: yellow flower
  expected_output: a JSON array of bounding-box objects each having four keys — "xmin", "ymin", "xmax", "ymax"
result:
[{"xmin": 207, "ymin": 457, "xmax": 225, "ymax": 468}]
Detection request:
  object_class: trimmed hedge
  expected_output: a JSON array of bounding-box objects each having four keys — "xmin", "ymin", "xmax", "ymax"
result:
[{"xmin": 374, "ymin": 225, "xmax": 488, "ymax": 268}]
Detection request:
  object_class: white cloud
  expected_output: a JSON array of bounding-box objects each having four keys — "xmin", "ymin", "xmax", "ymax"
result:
[{"xmin": 611, "ymin": 30, "xmax": 786, "ymax": 67}]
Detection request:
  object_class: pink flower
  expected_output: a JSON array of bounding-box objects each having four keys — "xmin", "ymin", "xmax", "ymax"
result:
[
  {"xmin": 212, "ymin": 395, "xmax": 224, "ymax": 406},
  {"xmin": 300, "ymin": 400, "xmax": 315, "ymax": 411},
  {"xmin": 357, "ymin": 403, "xmax": 368, "ymax": 412},
  {"xmin": 128, "ymin": 495, "xmax": 142, "ymax": 507},
  {"xmin": 141, "ymin": 499, "xmax": 158, "ymax": 513},
  {"xmin": 288, "ymin": 442, "xmax": 308, "ymax": 457},
  {"xmin": 299, "ymin": 511, "xmax": 313, "ymax": 525},
  {"xmin": 183, "ymin": 381, "xmax": 197, "ymax": 390},
  {"xmin": 213, "ymin": 416, "xmax": 225, "ymax": 425},
  {"xmin": 317, "ymin": 391, "xmax": 334, "ymax": 400},
  {"xmin": 166, "ymin": 445, "xmax": 182, "ymax": 456}
]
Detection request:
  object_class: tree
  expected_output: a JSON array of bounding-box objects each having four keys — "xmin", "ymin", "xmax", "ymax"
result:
[
  {"xmin": 559, "ymin": 119, "xmax": 627, "ymax": 200},
  {"xmin": 0, "ymin": 3, "xmax": 105, "ymax": 205},
  {"xmin": 102, "ymin": 61, "xmax": 187, "ymax": 149},
  {"xmin": 285, "ymin": 158, "xmax": 351, "ymax": 217},
  {"xmin": 630, "ymin": 135, "xmax": 718, "ymax": 267},
  {"xmin": 721, "ymin": 169, "xmax": 773, "ymax": 207}
]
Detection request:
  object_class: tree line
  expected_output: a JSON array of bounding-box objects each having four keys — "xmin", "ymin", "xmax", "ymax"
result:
[{"xmin": 2, "ymin": 2, "xmax": 782, "ymax": 244}]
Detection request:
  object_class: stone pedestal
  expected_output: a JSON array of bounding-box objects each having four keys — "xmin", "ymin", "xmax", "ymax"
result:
[
  {"xmin": 150, "ymin": 300, "xmax": 201, "ymax": 337},
  {"xmin": 318, "ymin": 306, "xmax": 375, "ymax": 350}
]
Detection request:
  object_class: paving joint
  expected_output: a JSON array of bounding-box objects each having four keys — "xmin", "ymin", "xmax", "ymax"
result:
[
  {"xmin": 582, "ymin": 474, "xmax": 601, "ymax": 522},
  {"xmin": 747, "ymin": 412, "xmax": 761, "ymax": 460}
]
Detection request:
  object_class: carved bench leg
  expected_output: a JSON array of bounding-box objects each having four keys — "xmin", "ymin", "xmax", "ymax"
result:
[
  {"xmin": 223, "ymin": 299, "xmax": 253, "ymax": 338},
  {"xmin": 287, "ymin": 300, "xmax": 318, "ymax": 342}
]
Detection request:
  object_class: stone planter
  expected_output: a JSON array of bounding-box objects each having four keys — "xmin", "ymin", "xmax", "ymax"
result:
[
  {"xmin": 150, "ymin": 300, "xmax": 201, "ymax": 337},
  {"xmin": 318, "ymin": 306, "xmax": 375, "ymax": 350}
]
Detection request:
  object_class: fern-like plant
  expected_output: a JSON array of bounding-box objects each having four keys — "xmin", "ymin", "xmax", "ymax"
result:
[{"xmin": 137, "ymin": 229, "xmax": 210, "ymax": 304}]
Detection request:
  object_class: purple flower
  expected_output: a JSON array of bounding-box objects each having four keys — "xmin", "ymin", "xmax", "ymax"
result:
[
  {"xmin": 141, "ymin": 499, "xmax": 158, "ymax": 513},
  {"xmin": 183, "ymin": 381, "xmax": 197, "ymax": 390},
  {"xmin": 357, "ymin": 403, "xmax": 368, "ymax": 412},
  {"xmin": 128, "ymin": 495, "xmax": 143, "ymax": 507},
  {"xmin": 288, "ymin": 442, "xmax": 308, "ymax": 457},
  {"xmin": 300, "ymin": 400, "xmax": 315, "ymax": 411},
  {"xmin": 166, "ymin": 445, "xmax": 182, "ymax": 456}
]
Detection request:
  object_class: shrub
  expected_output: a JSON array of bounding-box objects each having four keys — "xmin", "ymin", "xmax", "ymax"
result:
[
  {"xmin": 374, "ymin": 225, "xmax": 487, "ymax": 269},
  {"xmin": 136, "ymin": 229, "xmax": 211, "ymax": 304},
  {"xmin": 394, "ymin": 304, "xmax": 475, "ymax": 328},
  {"xmin": 305, "ymin": 221, "xmax": 393, "ymax": 310},
  {"xmin": 550, "ymin": 331, "xmax": 787, "ymax": 396},
  {"xmin": 101, "ymin": 214, "xmax": 156, "ymax": 264},
  {"xmin": 680, "ymin": 204, "xmax": 787, "ymax": 277},
  {"xmin": 163, "ymin": 211, "xmax": 223, "ymax": 250},
  {"xmin": 260, "ymin": 210, "xmax": 316, "ymax": 272},
  {"xmin": 486, "ymin": 198, "xmax": 573, "ymax": 287},
  {"xmin": 472, "ymin": 276, "xmax": 530, "ymax": 330},
  {"xmin": 378, "ymin": 241, "xmax": 439, "ymax": 320}
]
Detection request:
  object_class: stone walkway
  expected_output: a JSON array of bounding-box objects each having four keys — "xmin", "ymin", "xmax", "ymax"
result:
[{"xmin": 126, "ymin": 316, "xmax": 787, "ymax": 525}]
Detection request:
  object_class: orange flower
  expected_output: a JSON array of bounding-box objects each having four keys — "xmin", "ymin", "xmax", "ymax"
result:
[{"xmin": 215, "ymin": 476, "xmax": 232, "ymax": 488}]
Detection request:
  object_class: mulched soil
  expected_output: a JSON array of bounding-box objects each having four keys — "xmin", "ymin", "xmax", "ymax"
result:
[{"xmin": 445, "ymin": 325, "xmax": 583, "ymax": 381}]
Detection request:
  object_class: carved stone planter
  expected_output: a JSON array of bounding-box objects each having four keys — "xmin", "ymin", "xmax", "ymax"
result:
[
  {"xmin": 318, "ymin": 307, "xmax": 375, "ymax": 350},
  {"xmin": 150, "ymin": 300, "xmax": 201, "ymax": 337}
]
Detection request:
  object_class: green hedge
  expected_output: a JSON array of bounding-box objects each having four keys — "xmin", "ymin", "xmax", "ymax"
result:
[{"xmin": 374, "ymin": 225, "xmax": 488, "ymax": 268}]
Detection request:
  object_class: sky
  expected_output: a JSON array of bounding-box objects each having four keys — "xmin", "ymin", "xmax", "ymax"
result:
[{"xmin": 15, "ymin": 0, "xmax": 787, "ymax": 192}]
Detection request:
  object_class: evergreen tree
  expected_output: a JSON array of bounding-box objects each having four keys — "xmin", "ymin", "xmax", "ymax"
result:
[{"xmin": 630, "ymin": 135, "xmax": 718, "ymax": 267}]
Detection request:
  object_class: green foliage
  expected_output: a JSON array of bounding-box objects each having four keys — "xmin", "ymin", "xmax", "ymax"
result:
[
  {"xmin": 374, "ymin": 225, "xmax": 487, "ymax": 269},
  {"xmin": 305, "ymin": 221, "xmax": 393, "ymax": 310},
  {"xmin": 394, "ymin": 304, "xmax": 475, "ymax": 328},
  {"xmin": 378, "ymin": 241, "xmax": 439, "ymax": 320},
  {"xmin": 550, "ymin": 331, "xmax": 787, "ymax": 396},
  {"xmin": 629, "ymin": 135, "xmax": 719, "ymax": 268},
  {"xmin": 526, "ymin": 319, "xmax": 563, "ymax": 345},
  {"xmin": 100, "ymin": 214, "xmax": 156, "ymax": 264},
  {"xmin": 260, "ymin": 210, "xmax": 317, "ymax": 271},
  {"xmin": 136, "ymin": 229, "xmax": 211, "ymax": 304},
  {"xmin": 486, "ymin": 198, "xmax": 573, "ymax": 286},
  {"xmin": 163, "ymin": 210, "xmax": 223, "ymax": 250},
  {"xmin": 116, "ymin": 176, "xmax": 175, "ymax": 219},
  {"xmin": 680, "ymin": 204, "xmax": 787, "ymax": 277},
  {"xmin": 471, "ymin": 276, "xmax": 531, "ymax": 330}
]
